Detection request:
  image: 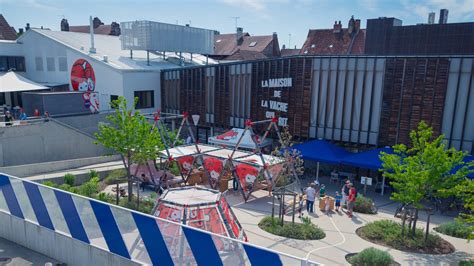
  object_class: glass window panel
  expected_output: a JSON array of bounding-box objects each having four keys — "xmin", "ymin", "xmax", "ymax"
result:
[
  {"xmin": 35, "ymin": 57, "xmax": 43, "ymax": 71},
  {"xmin": 72, "ymin": 196, "xmax": 107, "ymax": 250},
  {"xmin": 110, "ymin": 206, "xmax": 151, "ymax": 264},
  {"xmin": 0, "ymin": 190, "xmax": 9, "ymax": 213},
  {"xmin": 156, "ymin": 219, "xmax": 198, "ymax": 265},
  {"xmin": 38, "ymin": 186, "xmax": 70, "ymax": 236},
  {"xmin": 10, "ymin": 179, "xmax": 37, "ymax": 224}
]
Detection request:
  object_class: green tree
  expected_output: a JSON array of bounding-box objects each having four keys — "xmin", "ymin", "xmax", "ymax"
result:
[
  {"xmin": 95, "ymin": 97, "xmax": 162, "ymax": 202},
  {"xmin": 447, "ymin": 178, "xmax": 474, "ymax": 240},
  {"xmin": 380, "ymin": 121, "xmax": 473, "ymax": 238}
]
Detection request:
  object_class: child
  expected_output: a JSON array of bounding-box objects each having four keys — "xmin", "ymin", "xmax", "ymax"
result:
[
  {"xmin": 335, "ymin": 191, "xmax": 342, "ymax": 212},
  {"xmin": 298, "ymin": 194, "xmax": 304, "ymax": 218},
  {"xmin": 324, "ymin": 196, "xmax": 330, "ymax": 214}
]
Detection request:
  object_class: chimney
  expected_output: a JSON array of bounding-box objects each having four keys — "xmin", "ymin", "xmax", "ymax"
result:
[
  {"xmin": 110, "ymin": 22, "xmax": 121, "ymax": 36},
  {"xmin": 272, "ymin": 32, "xmax": 280, "ymax": 56},
  {"xmin": 61, "ymin": 18, "xmax": 69, "ymax": 31},
  {"xmin": 333, "ymin": 20, "xmax": 342, "ymax": 33},
  {"xmin": 19, "ymin": 28, "xmax": 24, "ymax": 34},
  {"xmin": 92, "ymin": 17, "xmax": 103, "ymax": 29},
  {"xmin": 89, "ymin": 16, "xmax": 96, "ymax": 54},
  {"xmin": 428, "ymin": 12, "xmax": 435, "ymax": 24},
  {"xmin": 355, "ymin": 19, "xmax": 361, "ymax": 32},
  {"xmin": 236, "ymin": 27, "xmax": 244, "ymax": 45},
  {"xmin": 26, "ymin": 23, "xmax": 30, "ymax": 31},
  {"xmin": 439, "ymin": 9, "xmax": 448, "ymax": 24},
  {"xmin": 348, "ymin": 16, "xmax": 355, "ymax": 35}
]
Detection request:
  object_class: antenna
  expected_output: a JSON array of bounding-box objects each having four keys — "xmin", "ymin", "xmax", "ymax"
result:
[
  {"xmin": 231, "ymin": 16, "xmax": 240, "ymax": 30},
  {"xmin": 288, "ymin": 33, "xmax": 291, "ymax": 48}
]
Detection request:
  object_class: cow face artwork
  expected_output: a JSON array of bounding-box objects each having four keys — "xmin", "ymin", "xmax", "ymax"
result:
[
  {"xmin": 203, "ymin": 157, "xmax": 224, "ymax": 188},
  {"xmin": 216, "ymin": 129, "xmax": 239, "ymax": 141},
  {"xmin": 71, "ymin": 59, "xmax": 96, "ymax": 92},
  {"xmin": 235, "ymin": 163, "xmax": 259, "ymax": 193},
  {"xmin": 177, "ymin": 156, "xmax": 194, "ymax": 175},
  {"xmin": 71, "ymin": 59, "xmax": 99, "ymax": 112},
  {"xmin": 82, "ymin": 91, "xmax": 100, "ymax": 112}
]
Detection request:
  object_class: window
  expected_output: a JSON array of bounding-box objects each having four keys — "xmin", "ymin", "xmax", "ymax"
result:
[
  {"xmin": 134, "ymin": 91, "xmax": 154, "ymax": 109},
  {"xmin": 110, "ymin": 95, "xmax": 119, "ymax": 108},
  {"xmin": 35, "ymin": 57, "xmax": 44, "ymax": 71},
  {"xmin": 58, "ymin": 57, "xmax": 67, "ymax": 71},
  {"xmin": 7, "ymin": 57, "xmax": 16, "ymax": 70},
  {"xmin": 46, "ymin": 57, "xmax": 55, "ymax": 71},
  {"xmin": 15, "ymin": 57, "xmax": 25, "ymax": 71},
  {"xmin": 0, "ymin": 57, "xmax": 7, "ymax": 71},
  {"xmin": 249, "ymin": 41, "xmax": 257, "ymax": 47}
]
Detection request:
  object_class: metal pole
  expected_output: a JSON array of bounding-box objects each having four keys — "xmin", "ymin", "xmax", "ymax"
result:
[
  {"xmin": 316, "ymin": 162, "xmax": 320, "ymax": 180},
  {"xmin": 381, "ymin": 175, "xmax": 385, "ymax": 196},
  {"xmin": 292, "ymin": 194, "xmax": 296, "ymax": 223},
  {"xmin": 272, "ymin": 194, "xmax": 275, "ymax": 218},
  {"xmin": 147, "ymin": 51, "xmax": 150, "ymax": 66},
  {"xmin": 116, "ymin": 183, "xmax": 119, "ymax": 205}
]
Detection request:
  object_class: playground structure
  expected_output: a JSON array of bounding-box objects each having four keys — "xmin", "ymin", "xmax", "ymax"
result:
[
  {"xmin": 152, "ymin": 186, "xmax": 247, "ymax": 264},
  {"xmin": 131, "ymin": 111, "xmax": 300, "ymax": 202}
]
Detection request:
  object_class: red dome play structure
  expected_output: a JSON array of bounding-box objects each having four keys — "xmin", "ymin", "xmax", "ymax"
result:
[{"xmin": 152, "ymin": 186, "xmax": 247, "ymax": 264}]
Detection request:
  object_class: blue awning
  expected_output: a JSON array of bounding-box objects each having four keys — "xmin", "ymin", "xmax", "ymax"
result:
[
  {"xmin": 451, "ymin": 155, "xmax": 474, "ymax": 179},
  {"xmin": 293, "ymin": 140, "xmax": 351, "ymax": 164},
  {"xmin": 341, "ymin": 147, "xmax": 394, "ymax": 170}
]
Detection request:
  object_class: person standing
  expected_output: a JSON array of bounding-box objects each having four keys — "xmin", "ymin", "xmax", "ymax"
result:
[
  {"xmin": 4, "ymin": 111, "xmax": 13, "ymax": 126},
  {"xmin": 335, "ymin": 191, "xmax": 342, "ymax": 212},
  {"xmin": 19, "ymin": 109, "xmax": 28, "ymax": 121},
  {"xmin": 305, "ymin": 183, "xmax": 316, "ymax": 213},
  {"xmin": 342, "ymin": 180, "xmax": 350, "ymax": 208},
  {"xmin": 347, "ymin": 183, "xmax": 357, "ymax": 218},
  {"xmin": 298, "ymin": 194, "xmax": 304, "ymax": 218},
  {"xmin": 319, "ymin": 184, "xmax": 326, "ymax": 197}
]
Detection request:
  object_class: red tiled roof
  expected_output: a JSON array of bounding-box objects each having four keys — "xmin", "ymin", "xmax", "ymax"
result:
[
  {"xmin": 281, "ymin": 48, "xmax": 301, "ymax": 57},
  {"xmin": 224, "ymin": 49, "xmax": 268, "ymax": 61},
  {"xmin": 0, "ymin": 14, "xmax": 17, "ymax": 40},
  {"xmin": 300, "ymin": 28, "xmax": 365, "ymax": 55},
  {"xmin": 69, "ymin": 25, "xmax": 112, "ymax": 35},
  {"xmin": 214, "ymin": 33, "xmax": 275, "ymax": 56}
]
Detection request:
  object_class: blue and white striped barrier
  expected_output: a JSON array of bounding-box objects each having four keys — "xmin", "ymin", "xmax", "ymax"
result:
[{"xmin": 0, "ymin": 173, "xmax": 319, "ymax": 265}]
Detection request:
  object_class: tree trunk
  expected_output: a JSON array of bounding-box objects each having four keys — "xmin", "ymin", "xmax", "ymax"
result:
[
  {"xmin": 401, "ymin": 210, "xmax": 407, "ymax": 237},
  {"xmin": 121, "ymin": 153, "xmax": 133, "ymax": 203},
  {"xmin": 425, "ymin": 211, "xmax": 431, "ymax": 243},
  {"xmin": 411, "ymin": 209, "xmax": 418, "ymax": 238}
]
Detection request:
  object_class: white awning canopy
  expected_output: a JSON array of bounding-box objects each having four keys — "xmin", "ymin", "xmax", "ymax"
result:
[
  {"xmin": 208, "ymin": 128, "xmax": 272, "ymax": 149},
  {"xmin": 0, "ymin": 71, "xmax": 49, "ymax": 93}
]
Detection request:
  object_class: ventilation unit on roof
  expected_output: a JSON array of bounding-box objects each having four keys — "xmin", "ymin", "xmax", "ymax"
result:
[
  {"xmin": 120, "ymin": 20, "xmax": 215, "ymax": 54},
  {"xmin": 249, "ymin": 41, "xmax": 257, "ymax": 47}
]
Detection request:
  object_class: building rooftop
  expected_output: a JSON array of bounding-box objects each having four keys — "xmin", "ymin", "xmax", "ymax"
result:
[
  {"xmin": 214, "ymin": 33, "xmax": 275, "ymax": 56},
  {"xmin": 0, "ymin": 14, "xmax": 17, "ymax": 40},
  {"xmin": 19, "ymin": 29, "xmax": 183, "ymax": 71},
  {"xmin": 281, "ymin": 48, "xmax": 301, "ymax": 57},
  {"xmin": 301, "ymin": 28, "xmax": 365, "ymax": 55}
]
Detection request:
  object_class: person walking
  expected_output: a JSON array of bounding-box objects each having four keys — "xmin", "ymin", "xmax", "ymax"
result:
[
  {"xmin": 347, "ymin": 183, "xmax": 357, "ymax": 218},
  {"xmin": 305, "ymin": 183, "xmax": 316, "ymax": 213}
]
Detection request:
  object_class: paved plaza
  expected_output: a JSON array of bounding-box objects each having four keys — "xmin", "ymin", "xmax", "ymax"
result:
[{"xmin": 226, "ymin": 178, "xmax": 474, "ymax": 265}]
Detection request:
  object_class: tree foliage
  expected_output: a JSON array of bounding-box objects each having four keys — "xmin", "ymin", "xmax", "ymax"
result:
[
  {"xmin": 272, "ymin": 126, "xmax": 304, "ymax": 187},
  {"xmin": 95, "ymin": 96, "xmax": 163, "ymax": 201},
  {"xmin": 448, "ymin": 179, "xmax": 474, "ymax": 240},
  {"xmin": 380, "ymin": 121, "xmax": 472, "ymax": 208}
]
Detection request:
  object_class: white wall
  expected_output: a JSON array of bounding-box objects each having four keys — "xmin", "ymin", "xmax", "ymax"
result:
[
  {"xmin": 0, "ymin": 41, "xmax": 23, "ymax": 56},
  {"xmin": 122, "ymin": 71, "xmax": 161, "ymax": 113},
  {"xmin": 20, "ymin": 31, "xmax": 69, "ymax": 84},
  {"xmin": 66, "ymin": 49, "xmax": 124, "ymax": 111}
]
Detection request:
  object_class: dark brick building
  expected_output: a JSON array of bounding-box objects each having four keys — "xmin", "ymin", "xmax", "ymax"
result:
[
  {"xmin": 365, "ymin": 17, "xmax": 474, "ymax": 55},
  {"xmin": 161, "ymin": 55, "xmax": 474, "ymax": 154}
]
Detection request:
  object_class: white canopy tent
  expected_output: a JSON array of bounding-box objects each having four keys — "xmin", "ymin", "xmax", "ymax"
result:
[
  {"xmin": 208, "ymin": 128, "xmax": 273, "ymax": 149},
  {"xmin": 0, "ymin": 71, "xmax": 49, "ymax": 92}
]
